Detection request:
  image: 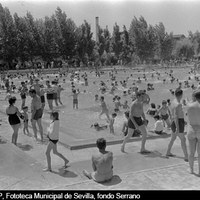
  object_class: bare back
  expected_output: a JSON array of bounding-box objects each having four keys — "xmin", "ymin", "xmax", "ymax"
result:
[
  {"xmin": 187, "ymin": 101, "xmax": 200, "ymax": 126},
  {"xmin": 171, "ymin": 99, "xmax": 184, "ymax": 120},
  {"xmin": 130, "ymin": 100, "xmax": 144, "ymax": 118},
  {"xmin": 92, "ymin": 151, "xmax": 113, "ymax": 175}
]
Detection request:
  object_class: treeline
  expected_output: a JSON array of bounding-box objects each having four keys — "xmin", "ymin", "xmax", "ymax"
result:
[{"xmin": 0, "ymin": 3, "xmax": 200, "ymax": 69}]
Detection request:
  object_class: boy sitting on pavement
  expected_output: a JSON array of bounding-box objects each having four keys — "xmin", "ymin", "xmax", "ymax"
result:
[{"xmin": 154, "ymin": 115, "xmax": 164, "ymax": 135}]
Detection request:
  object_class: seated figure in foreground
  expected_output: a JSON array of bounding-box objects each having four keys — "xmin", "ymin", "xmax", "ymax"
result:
[{"xmin": 83, "ymin": 138, "xmax": 113, "ymax": 182}]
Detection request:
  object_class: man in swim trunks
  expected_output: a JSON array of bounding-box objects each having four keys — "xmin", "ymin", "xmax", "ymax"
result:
[
  {"xmin": 121, "ymin": 90, "xmax": 150, "ymax": 153},
  {"xmin": 166, "ymin": 88, "xmax": 188, "ymax": 161},
  {"xmin": 186, "ymin": 90, "xmax": 200, "ymax": 175},
  {"xmin": 29, "ymin": 89, "xmax": 44, "ymax": 142}
]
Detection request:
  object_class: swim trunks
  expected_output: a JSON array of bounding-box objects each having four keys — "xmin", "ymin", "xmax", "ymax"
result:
[
  {"xmin": 49, "ymin": 138, "xmax": 59, "ymax": 144},
  {"xmin": 171, "ymin": 118, "xmax": 185, "ymax": 133},
  {"xmin": 46, "ymin": 93, "xmax": 54, "ymax": 100},
  {"xmin": 128, "ymin": 116, "xmax": 144, "ymax": 129},
  {"xmin": 40, "ymin": 95, "xmax": 45, "ymax": 103},
  {"xmin": 53, "ymin": 93, "xmax": 57, "ymax": 100},
  {"xmin": 33, "ymin": 108, "xmax": 43, "ymax": 120},
  {"xmin": 149, "ymin": 110, "xmax": 156, "ymax": 116},
  {"xmin": 114, "ymin": 108, "xmax": 119, "ymax": 112},
  {"xmin": 73, "ymin": 99, "xmax": 78, "ymax": 104},
  {"xmin": 20, "ymin": 94, "xmax": 26, "ymax": 99},
  {"xmin": 161, "ymin": 114, "xmax": 169, "ymax": 121},
  {"xmin": 155, "ymin": 130, "xmax": 163, "ymax": 135}
]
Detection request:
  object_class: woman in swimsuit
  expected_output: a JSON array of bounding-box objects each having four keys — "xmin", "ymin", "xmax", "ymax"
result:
[{"xmin": 6, "ymin": 96, "xmax": 23, "ymax": 145}]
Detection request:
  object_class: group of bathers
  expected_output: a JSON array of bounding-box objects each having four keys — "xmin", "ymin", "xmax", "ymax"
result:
[{"xmin": 128, "ymin": 115, "xmax": 185, "ymax": 134}]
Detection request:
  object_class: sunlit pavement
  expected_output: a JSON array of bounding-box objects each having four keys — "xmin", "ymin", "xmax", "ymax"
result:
[{"xmin": 1, "ymin": 111, "xmax": 200, "ymax": 190}]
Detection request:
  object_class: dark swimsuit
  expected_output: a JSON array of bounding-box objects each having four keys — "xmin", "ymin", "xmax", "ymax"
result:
[
  {"xmin": 20, "ymin": 93, "xmax": 26, "ymax": 99},
  {"xmin": 161, "ymin": 114, "xmax": 169, "ymax": 120},
  {"xmin": 149, "ymin": 110, "xmax": 156, "ymax": 116},
  {"xmin": 49, "ymin": 138, "xmax": 59, "ymax": 144},
  {"xmin": 53, "ymin": 93, "xmax": 57, "ymax": 100},
  {"xmin": 128, "ymin": 116, "xmax": 144, "ymax": 129},
  {"xmin": 40, "ymin": 96, "xmax": 45, "ymax": 103},
  {"xmin": 171, "ymin": 118, "xmax": 185, "ymax": 133},
  {"xmin": 47, "ymin": 93, "xmax": 54, "ymax": 100},
  {"xmin": 47, "ymin": 135, "xmax": 58, "ymax": 144},
  {"xmin": 73, "ymin": 99, "xmax": 78, "ymax": 104},
  {"xmin": 8, "ymin": 112, "xmax": 21, "ymax": 125},
  {"xmin": 33, "ymin": 108, "xmax": 43, "ymax": 120}
]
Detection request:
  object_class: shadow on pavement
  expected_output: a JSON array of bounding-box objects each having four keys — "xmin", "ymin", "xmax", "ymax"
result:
[
  {"xmin": 50, "ymin": 167, "xmax": 78, "ymax": 178},
  {"xmin": 142, "ymin": 150, "xmax": 168, "ymax": 159},
  {"xmin": 147, "ymin": 133, "xmax": 171, "ymax": 141},
  {"xmin": 99, "ymin": 175, "xmax": 122, "ymax": 186},
  {"xmin": 0, "ymin": 139, "xmax": 7, "ymax": 144},
  {"xmin": 17, "ymin": 143, "xmax": 33, "ymax": 151}
]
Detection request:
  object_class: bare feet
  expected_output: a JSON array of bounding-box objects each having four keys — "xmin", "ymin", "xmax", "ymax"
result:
[
  {"xmin": 64, "ymin": 160, "xmax": 70, "ymax": 168},
  {"xmin": 82, "ymin": 170, "xmax": 92, "ymax": 179},
  {"xmin": 166, "ymin": 153, "xmax": 176, "ymax": 157},
  {"xmin": 121, "ymin": 146, "xmax": 125, "ymax": 153},
  {"xmin": 43, "ymin": 168, "xmax": 52, "ymax": 172},
  {"xmin": 140, "ymin": 150, "xmax": 151, "ymax": 154}
]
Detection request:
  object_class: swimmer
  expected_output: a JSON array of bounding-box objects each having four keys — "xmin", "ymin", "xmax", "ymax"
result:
[
  {"xmin": 121, "ymin": 90, "xmax": 150, "ymax": 153},
  {"xmin": 158, "ymin": 100, "xmax": 172, "ymax": 129},
  {"xmin": 166, "ymin": 88, "xmax": 188, "ymax": 161},
  {"xmin": 99, "ymin": 96, "xmax": 110, "ymax": 121},
  {"xmin": 108, "ymin": 113, "xmax": 117, "ymax": 134}
]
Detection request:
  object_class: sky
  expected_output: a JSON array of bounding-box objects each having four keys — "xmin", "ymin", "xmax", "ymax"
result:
[{"xmin": 1, "ymin": 0, "xmax": 200, "ymax": 38}]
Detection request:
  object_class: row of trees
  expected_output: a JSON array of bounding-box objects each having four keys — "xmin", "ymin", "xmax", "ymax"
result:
[{"xmin": 0, "ymin": 3, "xmax": 200, "ymax": 69}]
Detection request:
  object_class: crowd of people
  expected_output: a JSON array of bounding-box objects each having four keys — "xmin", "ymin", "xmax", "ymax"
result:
[{"xmin": 1, "ymin": 65, "xmax": 200, "ymax": 182}]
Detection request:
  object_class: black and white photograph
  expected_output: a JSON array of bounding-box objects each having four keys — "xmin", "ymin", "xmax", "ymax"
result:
[{"xmin": 1, "ymin": 0, "xmax": 200, "ymax": 193}]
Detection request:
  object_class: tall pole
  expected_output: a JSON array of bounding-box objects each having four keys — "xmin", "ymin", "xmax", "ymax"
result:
[{"xmin": 95, "ymin": 17, "xmax": 99, "ymax": 44}]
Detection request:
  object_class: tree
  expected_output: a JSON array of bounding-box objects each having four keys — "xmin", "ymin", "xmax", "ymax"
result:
[
  {"xmin": 14, "ymin": 13, "xmax": 30, "ymax": 62},
  {"xmin": 189, "ymin": 31, "xmax": 200, "ymax": 56},
  {"xmin": 129, "ymin": 16, "xmax": 155, "ymax": 61},
  {"xmin": 39, "ymin": 16, "xmax": 58, "ymax": 61},
  {"xmin": 110, "ymin": 23, "xmax": 122, "ymax": 60},
  {"xmin": 172, "ymin": 38, "xmax": 194, "ymax": 60},
  {"xmin": 75, "ymin": 20, "xmax": 95, "ymax": 64},
  {"xmin": 119, "ymin": 25, "xmax": 131, "ymax": 64},
  {"xmin": 24, "ymin": 12, "xmax": 42, "ymax": 61},
  {"xmin": 55, "ymin": 7, "xmax": 77, "ymax": 60},
  {"xmin": 155, "ymin": 22, "xmax": 173, "ymax": 60},
  {"xmin": 0, "ymin": 4, "xmax": 17, "ymax": 65}
]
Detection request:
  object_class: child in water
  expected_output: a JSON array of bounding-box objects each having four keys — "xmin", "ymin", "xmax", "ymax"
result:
[
  {"xmin": 22, "ymin": 106, "xmax": 30, "ymax": 135},
  {"xmin": 108, "ymin": 113, "xmax": 117, "ymax": 134}
]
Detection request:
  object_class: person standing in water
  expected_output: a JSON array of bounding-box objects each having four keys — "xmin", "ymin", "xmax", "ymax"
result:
[
  {"xmin": 166, "ymin": 88, "xmax": 188, "ymax": 162},
  {"xmin": 121, "ymin": 90, "xmax": 150, "ymax": 153},
  {"xmin": 29, "ymin": 89, "xmax": 44, "ymax": 142}
]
